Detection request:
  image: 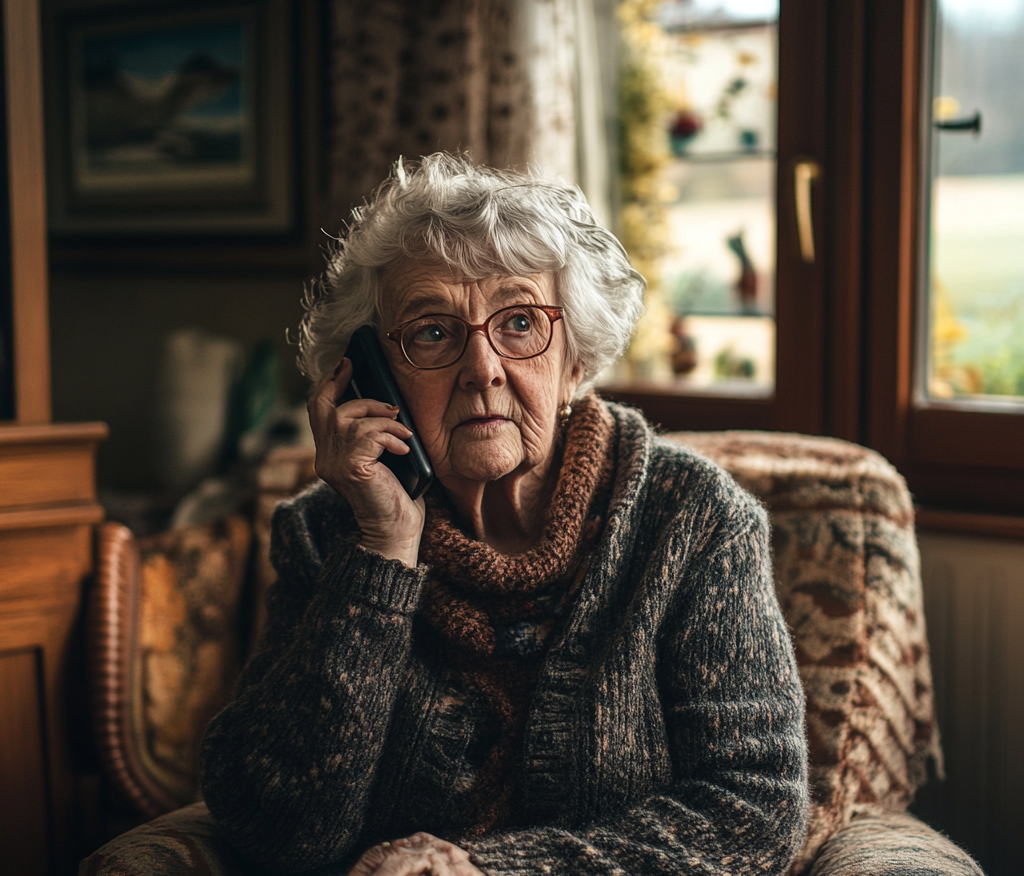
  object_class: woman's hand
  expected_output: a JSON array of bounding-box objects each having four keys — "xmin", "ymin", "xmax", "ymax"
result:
[
  {"xmin": 308, "ymin": 358, "xmax": 426, "ymax": 567},
  {"xmin": 346, "ymin": 833, "xmax": 483, "ymax": 876}
]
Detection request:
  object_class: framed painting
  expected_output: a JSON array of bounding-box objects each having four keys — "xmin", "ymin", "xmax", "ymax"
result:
[{"xmin": 45, "ymin": 0, "xmax": 295, "ymax": 237}]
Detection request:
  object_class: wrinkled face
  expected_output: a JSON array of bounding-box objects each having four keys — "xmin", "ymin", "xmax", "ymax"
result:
[{"xmin": 379, "ymin": 258, "xmax": 584, "ymax": 488}]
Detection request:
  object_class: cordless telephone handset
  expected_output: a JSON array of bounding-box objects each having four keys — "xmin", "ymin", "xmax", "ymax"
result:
[{"xmin": 342, "ymin": 326, "xmax": 434, "ymax": 500}]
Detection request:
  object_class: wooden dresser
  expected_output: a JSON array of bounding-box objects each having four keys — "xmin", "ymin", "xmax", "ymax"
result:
[{"xmin": 0, "ymin": 423, "xmax": 107, "ymax": 874}]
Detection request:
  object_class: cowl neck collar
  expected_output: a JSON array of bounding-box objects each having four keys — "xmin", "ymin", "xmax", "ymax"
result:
[{"xmin": 420, "ymin": 392, "xmax": 615, "ymax": 594}]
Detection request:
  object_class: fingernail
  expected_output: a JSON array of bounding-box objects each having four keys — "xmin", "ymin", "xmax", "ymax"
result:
[
  {"xmin": 333, "ymin": 360, "xmax": 345, "ymax": 377},
  {"xmin": 388, "ymin": 404, "xmax": 400, "ymax": 412}
]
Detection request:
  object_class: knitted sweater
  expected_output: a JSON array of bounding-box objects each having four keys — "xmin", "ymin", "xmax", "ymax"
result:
[{"xmin": 199, "ymin": 401, "xmax": 810, "ymax": 875}]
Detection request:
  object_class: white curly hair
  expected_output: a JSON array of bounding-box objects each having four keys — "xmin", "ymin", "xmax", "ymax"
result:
[{"xmin": 297, "ymin": 153, "xmax": 645, "ymax": 397}]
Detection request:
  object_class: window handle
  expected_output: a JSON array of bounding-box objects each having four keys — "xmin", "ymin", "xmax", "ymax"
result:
[
  {"xmin": 794, "ymin": 158, "xmax": 820, "ymax": 264},
  {"xmin": 934, "ymin": 110, "xmax": 982, "ymax": 134}
]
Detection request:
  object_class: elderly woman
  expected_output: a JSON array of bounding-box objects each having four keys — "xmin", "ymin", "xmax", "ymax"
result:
[{"xmin": 199, "ymin": 153, "xmax": 809, "ymax": 876}]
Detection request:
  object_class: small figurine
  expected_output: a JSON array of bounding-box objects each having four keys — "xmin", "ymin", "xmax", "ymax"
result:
[
  {"xmin": 726, "ymin": 231, "xmax": 759, "ymax": 315},
  {"xmin": 668, "ymin": 109, "xmax": 703, "ymax": 156},
  {"xmin": 670, "ymin": 316, "xmax": 698, "ymax": 376}
]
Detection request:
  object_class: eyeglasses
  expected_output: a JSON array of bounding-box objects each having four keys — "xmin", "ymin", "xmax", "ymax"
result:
[{"xmin": 386, "ymin": 304, "xmax": 564, "ymax": 370}]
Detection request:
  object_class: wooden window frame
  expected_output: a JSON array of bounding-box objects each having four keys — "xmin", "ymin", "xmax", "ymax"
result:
[{"xmin": 863, "ymin": 0, "xmax": 1024, "ymax": 516}]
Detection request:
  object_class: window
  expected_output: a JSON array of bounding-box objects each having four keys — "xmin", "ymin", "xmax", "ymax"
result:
[
  {"xmin": 603, "ymin": 0, "xmax": 831, "ymax": 434},
  {"xmin": 617, "ymin": 0, "xmax": 779, "ymax": 396},
  {"xmin": 603, "ymin": 0, "xmax": 1024, "ymax": 515}
]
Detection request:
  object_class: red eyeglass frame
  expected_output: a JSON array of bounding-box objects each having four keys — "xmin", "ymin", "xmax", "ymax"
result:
[{"xmin": 385, "ymin": 304, "xmax": 564, "ymax": 370}]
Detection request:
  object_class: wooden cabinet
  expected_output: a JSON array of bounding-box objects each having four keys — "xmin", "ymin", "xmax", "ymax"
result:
[
  {"xmin": 1, "ymin": 0, "xmax": 106, "ymax": 872},
  {"xmin": 0, "ymin": 424, "xmax": 106, "ymax": 874}
]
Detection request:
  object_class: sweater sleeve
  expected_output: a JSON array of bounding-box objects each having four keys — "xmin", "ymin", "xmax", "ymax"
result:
[
  {"xmin": 199, "ymin": 493, "xmax": 430, "ymax": 873},
  {"xmin": 462, "ymin": 502, "xmax": 810, "ymax": 876}
]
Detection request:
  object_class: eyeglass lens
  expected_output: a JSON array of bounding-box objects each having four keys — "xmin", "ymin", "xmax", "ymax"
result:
[{"xmin": 401, "ymin": 305, "xmax": 553, "ymax": 369}]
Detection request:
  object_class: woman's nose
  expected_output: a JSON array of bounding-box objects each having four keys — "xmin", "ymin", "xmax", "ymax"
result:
[{"xmin": 457, "ymin": 330, "xmax": 505, "ymax": 390}]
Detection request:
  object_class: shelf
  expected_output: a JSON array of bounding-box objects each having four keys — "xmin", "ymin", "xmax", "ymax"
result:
[{"xmin": 669, "ymin": 150, "xmax": 776, "ymax": 163}]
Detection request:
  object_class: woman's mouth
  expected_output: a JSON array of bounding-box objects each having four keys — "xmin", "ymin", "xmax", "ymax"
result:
[{"xmin": 460, "ymin": 416, "xmax": 508, "ymax": 429}]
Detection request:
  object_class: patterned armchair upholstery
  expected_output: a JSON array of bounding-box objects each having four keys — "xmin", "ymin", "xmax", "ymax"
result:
[
  {"xmin": 80, "ymin": 432, "xmax": 982, "ymax": 876},
  {"xmin": 87, "ymin": 516, "xmax": 252, "ymax": 819}
]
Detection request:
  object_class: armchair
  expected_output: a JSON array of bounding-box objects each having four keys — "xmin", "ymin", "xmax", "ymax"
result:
[{"xmin": 80, "ymin": 432, "xmax": 982, "ymax": 875}]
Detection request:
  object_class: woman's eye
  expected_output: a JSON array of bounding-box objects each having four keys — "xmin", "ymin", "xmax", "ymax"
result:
[
  {"xmin": 506, "ymin": 313, "xmax": 533, "ymax": 332},
  {"xmin": 412, "ymin": 323, "xmax": 448, "ymax": 343}
]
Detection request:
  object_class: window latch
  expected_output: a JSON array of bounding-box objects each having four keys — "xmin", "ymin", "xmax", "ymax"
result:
[{"xmin": 934, "ymin": 110, "xmax": 982, "ymax": 135}]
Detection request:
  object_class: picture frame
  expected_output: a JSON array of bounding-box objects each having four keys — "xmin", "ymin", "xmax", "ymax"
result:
[{"xmin": 45, "ymin": 0, "xmax": 295, "ymax": 238}]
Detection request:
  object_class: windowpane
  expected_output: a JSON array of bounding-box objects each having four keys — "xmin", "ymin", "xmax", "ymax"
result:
[
  {"xmin": 926, "ymin": 0, "xmax": 1024, "ymax": 403},
  {"xmin": 616, "ymin": 0, "xmax": 778, "ymax": 396}
]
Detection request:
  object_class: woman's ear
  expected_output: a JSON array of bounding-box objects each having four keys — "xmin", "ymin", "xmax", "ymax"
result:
[{"xmin": 565, "ymin": 358, "xmax": 586, "ymax": 398}]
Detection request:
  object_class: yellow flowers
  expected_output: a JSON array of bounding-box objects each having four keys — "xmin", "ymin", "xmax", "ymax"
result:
[{"xmin": 618, "ymin": 0, "xmax": 674, "ymax": 378}]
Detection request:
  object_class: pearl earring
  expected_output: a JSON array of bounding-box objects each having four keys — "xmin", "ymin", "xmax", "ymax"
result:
[{"xmin": 558, "ymin": 402, "xmax": 573, "ymax": 432}]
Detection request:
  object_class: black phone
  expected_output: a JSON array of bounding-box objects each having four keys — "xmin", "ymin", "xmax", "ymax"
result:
[{"xmin": 342, "ymin": 326, "xmax": 435, "ymax": 500}]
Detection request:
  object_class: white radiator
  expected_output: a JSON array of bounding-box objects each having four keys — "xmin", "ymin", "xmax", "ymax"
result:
[{"xmin": 913, "ymin": 531, "xmax": 1024, "ymax": 876}]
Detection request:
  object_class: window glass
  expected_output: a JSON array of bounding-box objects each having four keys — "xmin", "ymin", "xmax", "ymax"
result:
[
  {"xmin": 615, "ymin": 0, "xmax": 778, "ymax": 396},
  {"xmin": 926, "ymin": 0, "xmax": 1024, "ymax": 403}
]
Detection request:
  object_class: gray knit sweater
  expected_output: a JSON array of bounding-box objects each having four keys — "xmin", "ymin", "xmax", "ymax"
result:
[{"xmin": 200, "ymin": 402, "xmax": 809, "ymax": 875}]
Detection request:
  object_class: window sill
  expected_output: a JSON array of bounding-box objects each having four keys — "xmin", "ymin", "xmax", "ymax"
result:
[
  {"xmin": 597, "ymin": 382, "xmax": 773, "ymax": 432},
  {"xmin": 915, "ymin": 507, "xmax": 1024, "ymax": 542}
]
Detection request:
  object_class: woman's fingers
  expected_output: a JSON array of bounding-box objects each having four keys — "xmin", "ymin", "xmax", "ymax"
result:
[
  {"xmin": 326, "ymin": 410, "xmax": 411, "ymax": 467},
  {"xmin": 424, "ymin": 843, "xmax": 482, "ymax": 876},
  {"xmin": 332, "ymin": 401, "xmax": 410, "ymax": 437},
  {"xmin": 306, "ymin": 357, "xmax": 426, "ymax": 565},
  {"xmin": 416, "ymin": 833, "xmax": 481, "ymax": 870},
  {"xmin": 312, "ymin": 386, "xmax": 412, "ymax": 480},
  {"xmin": 348, "ymin": 834, "xmax": 483, "ymax": 876},
  {"xmin": 309, "ymin": 359, "xmax": 391, "ymax": 428},
  {"xmin": 345, "ymin": 843, "xmax": 432, "ymax": 876},
  {"xmin": 310, "ymin": 358, "xmax": 351, "ymax": 412}
]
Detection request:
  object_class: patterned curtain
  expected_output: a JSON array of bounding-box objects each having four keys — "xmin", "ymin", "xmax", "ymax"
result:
[{"xmin": 325, "ymin": 0, "xmax": 609, "ymax": 231}]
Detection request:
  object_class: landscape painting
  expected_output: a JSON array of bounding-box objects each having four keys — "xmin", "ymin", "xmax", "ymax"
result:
[
  {"xmin": 47, "ymin": 1, "xmax": 295, "ymax": 240},
  {"xmin": 69, "ymin": 12, "xmax": 255, "ymax": 194}
]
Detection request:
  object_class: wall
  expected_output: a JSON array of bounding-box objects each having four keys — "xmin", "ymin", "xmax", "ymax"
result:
[
  {"xmin": 49, "ymin": 269, "xmax": 310, "ymax": 490},
  {"xmin": 912, "ymin": 531, "xmax": 1024, "ymax": 876}
]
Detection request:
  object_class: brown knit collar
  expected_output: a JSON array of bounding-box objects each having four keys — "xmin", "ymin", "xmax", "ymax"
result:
[{"xmin": 420, "ymin": 392, "xmax": 615, "ymax": 594}]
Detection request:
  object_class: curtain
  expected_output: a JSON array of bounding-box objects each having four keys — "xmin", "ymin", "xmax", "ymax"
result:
[{"xmin": 326, "ymin": 0, "xmax": 611, "ymax": 231}]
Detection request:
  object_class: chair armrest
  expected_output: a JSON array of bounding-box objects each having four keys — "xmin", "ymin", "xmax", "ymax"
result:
[
  {"xmin": 79, "ymin": 803, "xmax": 246, "ymax": 876},
  {"xmin": 808, "ymin": 811, "xmax": 983, "ymax": 876}
]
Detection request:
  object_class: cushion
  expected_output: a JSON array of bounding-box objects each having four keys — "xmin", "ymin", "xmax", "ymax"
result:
[
  {"xmin": 79, "ymin": 802, "xmax": 246, "ymax": 876},
  {"xmin": 808, "ymin": 811, "xmax": 983, "ymax": 876},
  {"xmin": 89, "ymin": 516, "xmax": 252, "ymax": 817},
  {"xmin": 669, "ymin": 431, "xmax": 943, "ymax": 874}
]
